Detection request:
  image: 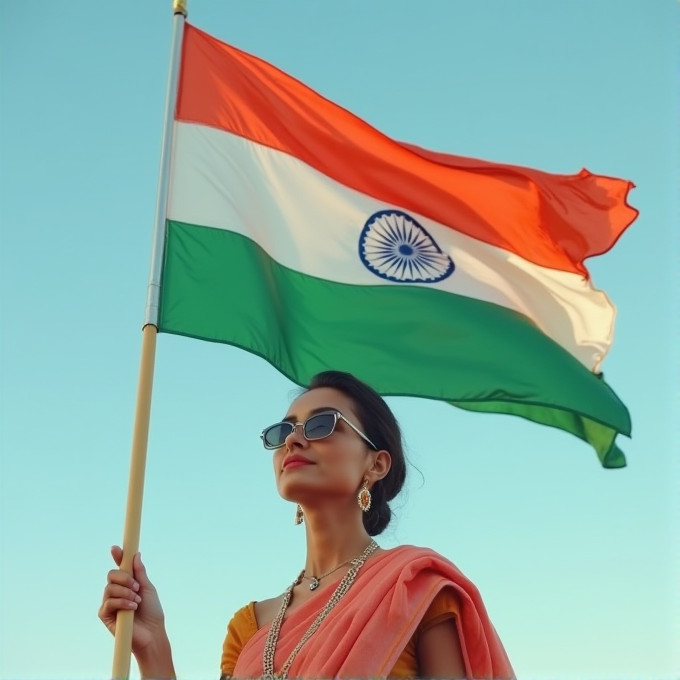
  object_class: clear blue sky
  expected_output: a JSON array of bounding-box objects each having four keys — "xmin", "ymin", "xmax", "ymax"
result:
[{"xmin": 0, "ymin": 1, "xmax": 678, "ymax": 679}]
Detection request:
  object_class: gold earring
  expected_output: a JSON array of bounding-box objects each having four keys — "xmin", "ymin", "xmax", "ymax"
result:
[
  {"xmin": 295, "ymin": 504, "xmax": 304, "ymax": 525},
  {"xmin": 357, "ymin": 479, "xmax": 372, "ymax": 513}
]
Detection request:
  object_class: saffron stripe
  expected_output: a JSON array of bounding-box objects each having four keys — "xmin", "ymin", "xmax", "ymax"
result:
[{"xmin": 176, "ymin": 23, "xmax": 637, "ymax": 276}]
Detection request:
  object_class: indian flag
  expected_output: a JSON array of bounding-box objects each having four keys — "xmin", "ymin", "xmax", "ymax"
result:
[{"xmin": 158, "ymin": 24, "xmax": 638, "ymax": 468}]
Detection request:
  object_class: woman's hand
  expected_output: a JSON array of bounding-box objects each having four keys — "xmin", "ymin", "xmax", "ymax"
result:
[{"xmin": 98, "ymin": 546, "xmax": 167, "ymax": 657}]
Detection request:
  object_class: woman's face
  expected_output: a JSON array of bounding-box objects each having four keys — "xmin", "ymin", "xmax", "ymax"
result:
[{"xmin": 271, "ymin": 387, "xmax": 381, "ymax": 505}]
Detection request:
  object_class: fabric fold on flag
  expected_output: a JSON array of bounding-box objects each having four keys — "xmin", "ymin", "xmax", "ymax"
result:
[{"xmin": 158, "ymin": 23, "xmax": 637, "ymax": 467}]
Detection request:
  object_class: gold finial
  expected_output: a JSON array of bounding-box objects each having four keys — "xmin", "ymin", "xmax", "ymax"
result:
[{"xmin": 173, "ymin": 0, "xmax": 187, "ymax": 16}]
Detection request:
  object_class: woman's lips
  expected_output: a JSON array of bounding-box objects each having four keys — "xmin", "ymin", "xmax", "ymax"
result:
[
  {"xmin": 283, "ymin": 456, "xmax": 314, "ymax": 470},
  {"xmin": 284, "ymin": 460, "xmax": 313, "ymax": 469}
]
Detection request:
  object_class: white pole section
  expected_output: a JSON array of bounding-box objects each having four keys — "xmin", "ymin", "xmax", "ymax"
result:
[{"xmin": 144, "ymin": 0, "xmax": 187, "ymax": 328}]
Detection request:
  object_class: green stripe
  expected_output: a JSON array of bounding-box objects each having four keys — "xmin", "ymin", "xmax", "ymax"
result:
[{"xmin": 159, "ymin": 221, "xmax": 631, "ymax": 468}]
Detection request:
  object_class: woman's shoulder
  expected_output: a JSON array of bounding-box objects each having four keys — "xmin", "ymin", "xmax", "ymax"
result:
[
  {"xmin": 227, "ymin": 601, "xmax": 257, "ymax": 633},
  {"xmin": 229, "ymin": 595, "xmax": 286, "ymax": 630},
  {"xmin": 253, "ymin": 595, "xmax": 285, "ymax": 630},
  {"xmin": 378, "ymin": 545, "xmax": 476, "ymax": 585}
]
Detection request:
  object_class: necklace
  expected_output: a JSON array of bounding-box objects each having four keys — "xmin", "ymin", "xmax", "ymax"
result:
[
  {"xmin": 262, "ymin": 539, "xmax": 379, "ymax": 679},
  {"xmin": 302, "ymin": 557, "xmax": 354, "ymax": 591}
]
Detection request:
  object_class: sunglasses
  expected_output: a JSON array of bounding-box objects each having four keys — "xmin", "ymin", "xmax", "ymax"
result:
[{"xmin": 260, "ymin": 410, "xmax": 377, "ymax": 450}]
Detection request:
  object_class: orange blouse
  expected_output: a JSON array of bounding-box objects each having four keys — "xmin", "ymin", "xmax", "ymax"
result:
[{"xmin": 221, "ymin": 586, "xmax": 460, "ymax": 678}]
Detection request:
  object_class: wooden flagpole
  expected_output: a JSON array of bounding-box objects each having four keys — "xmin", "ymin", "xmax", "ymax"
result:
[
  {"xmin": 111, "ymin": 324, "xmax": 157, "ymax": 679},
  {"xmin": 111, "ymin": 2, "xmax": 187, "ymax": 677}
]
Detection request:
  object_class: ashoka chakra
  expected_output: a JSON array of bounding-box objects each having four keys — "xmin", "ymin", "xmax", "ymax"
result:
[{"xmin": 359, "ymin": 210, "xmax": 454, "ymax": 283}]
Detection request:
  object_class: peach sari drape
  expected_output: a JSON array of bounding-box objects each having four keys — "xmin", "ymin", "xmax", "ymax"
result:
[{"xmin": 232, "ymin": 545, "xmax": 515, "ymax": 679}]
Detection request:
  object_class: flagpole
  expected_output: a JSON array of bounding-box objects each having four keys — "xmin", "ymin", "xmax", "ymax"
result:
[{"xmin": 112, "ymin": 2, "xmax": 187, "ymax": 678}]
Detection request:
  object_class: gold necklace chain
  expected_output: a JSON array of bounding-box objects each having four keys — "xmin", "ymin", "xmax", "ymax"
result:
[
  {"xmin": 301, "ymin": 557, "xmax": 354, "ymax": 591},
  {"xmin": 262, "ymin": 540, "xmax": 379, "ymax": 679}
]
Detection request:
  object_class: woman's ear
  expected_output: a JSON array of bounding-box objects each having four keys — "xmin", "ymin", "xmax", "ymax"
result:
[{"xmin": 368, "ymin": 449, "xmax": 392, "ymax": 484}]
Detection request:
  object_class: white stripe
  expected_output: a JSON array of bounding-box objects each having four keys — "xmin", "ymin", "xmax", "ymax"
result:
[{"xmin": 168, "ymin": 122, "xmax": 615, "ymax": 371}]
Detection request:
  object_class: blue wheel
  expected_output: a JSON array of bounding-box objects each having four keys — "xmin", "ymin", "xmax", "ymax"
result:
[{"xmin": 359, "ymin": 210, "xmax": 454, "ymax": 283}]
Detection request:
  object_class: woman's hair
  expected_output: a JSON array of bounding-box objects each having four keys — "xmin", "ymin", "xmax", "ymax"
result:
[{"xmin": 305, "ymin": 370, "xmax": 407, "ymax": 536}]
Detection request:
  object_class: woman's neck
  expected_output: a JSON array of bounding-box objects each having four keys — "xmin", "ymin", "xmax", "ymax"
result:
[{"xmin": 301, "ymin": 504, "xmax": 374, "ymax": 577}]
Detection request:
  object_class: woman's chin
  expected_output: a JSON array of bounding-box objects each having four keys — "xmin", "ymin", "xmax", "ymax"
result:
[
  {"xmin": 277, "ymin": 482, "xmax": 317, "ymax": 503},
  {"xmin": 277, "ymin": 480, "xmax": 356, "ymax": 506}
]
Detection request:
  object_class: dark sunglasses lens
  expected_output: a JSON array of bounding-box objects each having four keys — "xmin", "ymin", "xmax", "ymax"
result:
[
  {"xmin": 263, "ymin": 423, "xmax": 294, "ymax": 448},
  {"xmin": 304, "ymin": 413, "xmax": 336, "ymax": 440}
]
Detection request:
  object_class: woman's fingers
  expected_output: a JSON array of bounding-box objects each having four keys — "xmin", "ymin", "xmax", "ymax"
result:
[
  {"xmin": 110, "ymin": 548, "xmax": 152, "ymax": 590},
  {"xmin": 97, "ymin": 587, "xmax": 139, "ymax": 629},
  {"xmin": 100, "ymin": 596, "xmax": 139, "ymax": 615},
  {"xmin": 104, "ymin": 583, "xmax": 142, "ymax": 604},
  {"xmin": 106, "ymin": 568, "xmax": 140, "ymax": 593},
  {"xmin": 132, "ymin": 552, "xmax": 154, "ymax": 589},
  {"xmin": 111, "ymin": 545, "xmax": 123, "ymax": 566}
]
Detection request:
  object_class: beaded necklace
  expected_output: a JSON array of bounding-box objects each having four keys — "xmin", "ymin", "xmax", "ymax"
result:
[{"xmin": 262, "ymin": 540, "xmax": 379, "ymax": 679}]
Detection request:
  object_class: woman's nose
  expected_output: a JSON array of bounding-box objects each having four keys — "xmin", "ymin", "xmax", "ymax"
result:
[{"xmin": 284, "ymin": 423, "xmax": 308, "ymax": 449}]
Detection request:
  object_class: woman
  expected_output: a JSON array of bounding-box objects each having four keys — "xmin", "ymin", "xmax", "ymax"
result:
[{"xmin": 99, "ymin": 371, "xmax": 515, "ymax": 679}]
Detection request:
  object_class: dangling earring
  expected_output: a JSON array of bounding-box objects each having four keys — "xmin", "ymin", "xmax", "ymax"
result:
[
  {"xmin": 295, "ymin": 504, "xmax": 304, "ymax": 525},
  {"xmin": 357, "ymin": 479, "xmax": 372, "ymax": 513}
]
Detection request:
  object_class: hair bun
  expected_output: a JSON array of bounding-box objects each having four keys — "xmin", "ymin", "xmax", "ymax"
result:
[{"xmin": 363, "ymin": 501, "xmax": 392, "ymax": 536}]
